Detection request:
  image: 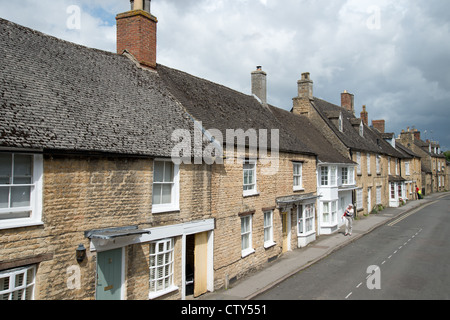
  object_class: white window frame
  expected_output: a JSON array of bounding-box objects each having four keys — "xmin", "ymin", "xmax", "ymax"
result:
[
  {"xmin": 376, "ymin": 186, "xmax": 382, "ymax": 205},
  {"xmin": 298, "ymin": 203, "xmax": 315, "ymax": 235},
  {"xmin": 293, "ymin": 162, "xmax": 303, "ymax": 191},
  {"xmin": 395, "ymin": 159, "xmax": 399, "ymax": 175},
  {"xmin": 152, "ymin": 160, "xmax": 180, "ymax": 214},
  {"xmin": 356, "ymin": 188, "xmax": 363, "ymax": 210},
  {"xmin": 263, "ymin": 210, "xmax": 275, "ymax": 248},
  {"xmin": 388, "ymin": 157, "xmax": 391, "ymax": 174},
  {"xmin": 320, "ymin": 166, "xmax": 329, "ymax": 186},
  {"xmin": 241, "ymin": 215, "xmax": 254, "ymax": 257},
  {"xmin": 322, "ymin": 201, "xmax": 337, "ymax": 226},
  {"xmin": 405, "ymin": 161, "xmax": 410, "ymax": 176},
  {"xmin": 149, "ymin": 238, "xmax": 177, "ymax": 299},
  {"xmin": 330, "ymin": 166, "xmax": 337, "ymax": 186},
  {"xmin": 0, "ymin": 153, "xmax": 43, "ymax": 230},
  {"xmin": 243, "ymin": 160, "xmax": 257, "ymax": 197},
  {"xmin": 0, "ymin": 265, "xmax": 36, "ymax": 300},
  {"xmin": 356, "ymin": 152, "xmax": 361, "ymax": 175},
  {"xmin": 376, "ymin": 155, "xmax": 381, "ymax": 174},
  {"xmin": 367, "ymin": 153, "xmax": 371, "ymax": 175}
]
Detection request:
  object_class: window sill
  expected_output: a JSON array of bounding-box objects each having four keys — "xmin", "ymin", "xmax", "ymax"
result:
[
  {"xmin": 151, "ymin": 205, "xmax": 180, "ymax": 214},
  {"xmin": 293, "ymin": 187, "xmax": 304, "ymax": 192},
  {"xmin": 241, "ymin": 248, "xmax": 255, "ymax": 258},
  {"xmin": 243, "ymin": 192, "xmax": 260, "ymax": 198},
  {"xmin": 148, "ymin": 285, "xmax": 179, "ymax": 300},
  {"xmin": 298, "ymin": 230, "xmax": 316, "ymax": 238},
  {"xmin": 0, "ymin": 220, "xmax": 43, "ymax": 231},
  {"xmin": 264, "ymin": 241, "xmax": 276, "ymax": 249}
]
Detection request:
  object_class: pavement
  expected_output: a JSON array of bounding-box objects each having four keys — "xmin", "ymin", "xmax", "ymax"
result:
[{"xmin": 197, "ymin": 192, "xmax": 450, "ymax": 301}]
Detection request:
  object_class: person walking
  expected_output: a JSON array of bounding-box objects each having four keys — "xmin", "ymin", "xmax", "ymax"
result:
[{"xmin": 343, "ymin": 204, "xmax": 354, "ymax": 236}]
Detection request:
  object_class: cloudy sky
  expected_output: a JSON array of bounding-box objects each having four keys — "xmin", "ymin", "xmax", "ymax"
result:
[{"xmin": 1, "ymin": 0, "xmax": 449, "ymax": 150}]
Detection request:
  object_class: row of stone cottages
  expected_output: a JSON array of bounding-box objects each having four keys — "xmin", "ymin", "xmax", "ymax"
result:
[{"xmin": 0, "ymin": 2, "xmax": 446, "ymax": 300}]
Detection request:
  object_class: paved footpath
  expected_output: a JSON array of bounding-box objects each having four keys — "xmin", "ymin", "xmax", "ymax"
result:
[{"xmin": 197, "ymin": 192, "xmax": 450, "ymax": 300}]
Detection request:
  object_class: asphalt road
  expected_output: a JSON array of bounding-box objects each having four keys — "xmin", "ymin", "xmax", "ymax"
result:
[{"xmin": 255, "ymin": 194, "xmax": 450, "ymax": 300}]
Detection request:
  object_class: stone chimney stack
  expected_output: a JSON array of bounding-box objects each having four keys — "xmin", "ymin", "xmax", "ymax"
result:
[
  {"xmin": 116, "ymin": 0, "xmax": 157, "ymax": 69},
  {"xmin": 372, "ymin": 120, "xmax": 386, "ymax": 133},
  {"xmin": 298, "ymin": 72, "xmax": 313, "ymax": 100},
  {"xmin": 341, "ymin": 90, "xmax": 355, "ymax": 114},
  {"xmin": 413, "ymin": 129, "xmax": 421, "ymax": 141},
  {"xmin": 251, "ymin": 66, "xmax": 267, "ymax": 104},
  {"xmin": 360, "ymin": 105, "xmax": 368, "ymax": 125},
  {"xmin": 292, "ymin": 72, "xmax": 314, "ymax": 116}
]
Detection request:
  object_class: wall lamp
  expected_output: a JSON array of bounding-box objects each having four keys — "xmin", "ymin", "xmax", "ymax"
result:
[{"xmin": 76, "ymin": 244, "xmax": 87, "ymax": 263}]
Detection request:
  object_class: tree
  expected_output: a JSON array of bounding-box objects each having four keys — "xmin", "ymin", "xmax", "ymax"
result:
[{"xmin": 444, "ymin": 150, "xmax": 450, "ymax": 162}]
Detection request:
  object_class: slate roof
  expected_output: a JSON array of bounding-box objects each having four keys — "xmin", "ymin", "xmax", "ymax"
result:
[
  {"xmin": 0, "ymin": 18, "xmax": 198, "ymax": 158},
  {"xmin": 157, "ymin": 64, "xmax": 316, "ymax": 156},
  {"xmin": 269, "ymin": 106, "xmax": 354, "ymax": 164},
  {"xmin": 312, "ymin": 98, "xmax": 406, "ymax": 158}
]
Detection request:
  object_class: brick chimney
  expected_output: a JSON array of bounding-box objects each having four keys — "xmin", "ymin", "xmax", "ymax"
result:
[
  {"xmin": 251, "ymin": 66, "xmax": 267, "ymax": 104},
  {"xmin": 372, "ymin": 120, "xmax": 385, "ymax": 133},
  {"xmin": 116, "ymin": 0, "xmax": 157, "ymax": 69},
  {"xmin": 360, "ymin": 105, "xmax": 368, "ymax": 125},
  {"xmin": 292, "ymin": 72, "xmax": 313, "ymax": 116},
  {"xmin": 341, "ymin": 90, "xmax": 354, "ymax": 114},
  {"xmin": 413, "ymin": 129, "xmax": 421, "ymax": 141}
]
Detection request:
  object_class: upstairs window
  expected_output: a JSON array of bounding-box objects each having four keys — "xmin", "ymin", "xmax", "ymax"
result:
[
  {"xmin": 293, "ymin": 162, "xmax": 303, "ymax": 190},
  {"xmin": 152, "ymin": 160, "xmax": 179, "ymax": 213},
  {"xmin": 0, "ymin": 153, "xmax": 43, "ymax": 230},
  {"xmin": 243, "ymin": 160, "xmax": 257, "ymax": 196}
]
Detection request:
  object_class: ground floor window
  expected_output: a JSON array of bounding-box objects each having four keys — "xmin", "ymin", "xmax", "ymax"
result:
[
  {"xmin": 149, "ymin": 239, "xmax": 174, "ymax": 295},
  {"xmin": 263, "ymin": 211, "xmax": 274, "ymax": 246},
  {"xmin": 322, "ymin": 201, "xmax": 337, "ymax": 225},
  {"xmin": 298, "ymin": 203, "xmax": 315, "ymax": 235},
  {"xmin": 390, "ymin": 183, "xmax": 395, "ymax": 199},
  {"xmin": 0, "ymin": 265, "xmax": 36, "ymax": 300},
  {"xmin": 376, "ymin": 186, "xmax": 382, "ymax": 205},
  {"xmin": 241, "ymin": 215, "xmax": 253, "ymax": 256}
]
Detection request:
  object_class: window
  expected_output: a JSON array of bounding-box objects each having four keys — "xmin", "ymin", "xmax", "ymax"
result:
[
  {"xmin": 390, "ymin": 183, "xmax": 395, "ymax": 199},
  {"xmin": 0, "ymin": 153, "xmax": 43, "ymax": 229},
  {"xmin": 330, "ymin": 166, "xmax": 337, "ymax": 186},
  {"xmin": 356, "ymin": 152, "xmax": 361, "ymax": 175},
  {"xmin": 338, "ymin": 113, "xmax": 343, "ymax": 132},
  {"xmin": 376, "ymin": 186, "xmax": 382, "ymax": 205},
  {"xmin": 263, "ymin": 211, "xmax": 274, "ymax": 247},
  {"xmin": 298, "ymin": 203, "xmax": 315, "ymax": 235},
  {"xmin": 152, "ymin": 160, "xmax": 179, "ymax": 213},
  {"xmin": 0, "ymin": 265, "xmax": 36, "ymax": 300},
  {"xmin": 293, "ymin": 162, "xmax": 303, "ymax": 190},
  {"xmin": 376, "ymin": 155, "xmax": 381, "ymax": 174},
  {"xmin": 387, "ymin": 157, "xmax": 391, "ymax": 174},
  {"xmin": 243, "ymin": 161, "xmax": 257, "ymax": 196},
  {"xmin": 356, "ymin": 189, "xmax": 363, "ymax": 210},
  {"xmin": 395, "ymin": 159, "xmax": 399, "ymax": 175},
  {"xmin": 359, "ymin": 123, "xmax": 364, "ymax": 137},
  {"xmin": 322, "ymin": 201, "xmax": 337, "ymax": 225},
  {"xmin": 342, "ymin": 167, "xmax": 348, "ymax": 185},
  {"xmin": 367, "ymin": 153, "xmax": 371, "ymax": 175},
  {"xmin": 241, "ymin": 215, "xmax": 254, "ymax": 256},
  {"xmin": 149, "ymin": 239, "xmax": 175, "ymax": 298},
  {"xmin": 405, "ymin": 161, "xmax": 410, "ymax": 176},
  {"xmin": 320, "ymin": 166, "xmax": 328, "ymax": 186}
]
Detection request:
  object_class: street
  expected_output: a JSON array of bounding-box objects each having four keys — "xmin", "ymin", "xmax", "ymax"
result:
[{"xmin": 254, "ymin": 194, "xmax": 450, "ymax": 300}]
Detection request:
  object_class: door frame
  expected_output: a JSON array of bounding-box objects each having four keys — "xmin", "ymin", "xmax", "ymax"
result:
[{"xmin": 95, "ymin": 247, "xmax": 125, "ymax": 300}]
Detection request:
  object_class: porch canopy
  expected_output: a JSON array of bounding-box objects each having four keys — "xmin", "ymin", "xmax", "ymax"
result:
[
  {"xmin": 85, "ymin": 226, "xmax": 151, "ymax": 240},
  {"xmin": 276, "ymin": 193, "xmax": 320, "ymax": 209}
]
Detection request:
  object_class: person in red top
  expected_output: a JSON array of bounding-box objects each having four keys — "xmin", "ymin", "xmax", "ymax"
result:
[{"xmin": 343, "ymin": 204, "xmax": 354, "ymax": 236}]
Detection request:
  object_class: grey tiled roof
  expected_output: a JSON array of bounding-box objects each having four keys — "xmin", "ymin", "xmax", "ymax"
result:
[
  {"xmin": 157, "ymin": 65, "xmax": 316, "ymax": 156},
  {"xmin": 0, "ymin": 18, "xmax": 196, "ymax": 158}
]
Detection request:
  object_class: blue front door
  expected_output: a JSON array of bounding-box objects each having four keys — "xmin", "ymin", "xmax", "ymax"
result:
[{"xmin": 96, "ymin": 248, "xmax": 123, "ymax": 300}]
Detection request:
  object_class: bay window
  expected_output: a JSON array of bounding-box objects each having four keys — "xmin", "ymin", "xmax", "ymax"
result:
[{"xmin": 298, "ymin": 203, "xmax": 315, "ymax": 235}]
